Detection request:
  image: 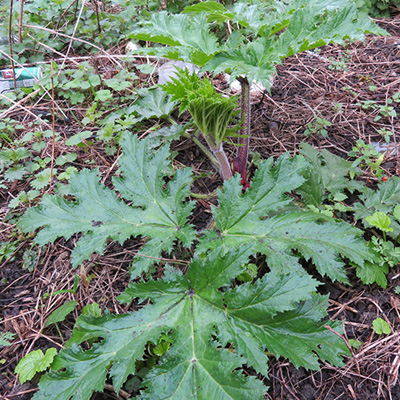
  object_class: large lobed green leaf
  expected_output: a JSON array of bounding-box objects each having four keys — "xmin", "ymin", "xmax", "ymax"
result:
[
  {"xmin": 128, "ymin": 12, "xmax": 220, "ymax": 66},
  {"xmin": 204, "ymin": 1, "xmax": 385, "ymax": 89},
  {"xmin": 130, "ymin": 1, "xmax": 385, "ymax": 90},
  {"xmin": 33, "ymin": 247, "xmax": 349, "ymax": 400},
  {"xmin": 198, "ymin": 153, "xmax": 373, "ymax": 283},
  {"xmin": 18, "ymin": 135, "xmax": 195, "ymax": 275}
]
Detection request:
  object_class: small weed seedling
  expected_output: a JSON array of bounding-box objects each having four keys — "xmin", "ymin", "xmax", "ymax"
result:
[
  {"xmin": 348, "ymin": 139, "xmax": 385, "ymax": 178},
  {"xmin": 328, "ymin": 50, "xmax": 351, "ymax": 71},
  {"xmin": 304, "ymin": 116, "xmax": 332, "ymax": 138},
  {"xmin": 372, "ymin": 318, "xmax": 391, "ymax": 335},
  {"xmin": 377, "ymin": 128, "xmax": 393, "ymax": 143}
]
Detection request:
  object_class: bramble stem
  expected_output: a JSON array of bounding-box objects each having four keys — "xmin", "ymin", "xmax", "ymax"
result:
[{"xmin": 237, "ymin": 76, "xmax": 251, "ymax": 181}]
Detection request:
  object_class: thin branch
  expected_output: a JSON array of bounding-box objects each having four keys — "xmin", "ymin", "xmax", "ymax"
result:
[
  {"xmin": 18, "ymin": 0, "xmax": 23, "ymax": 43},
  {"xmin": 8, "ymin": 0, "xmax": 17, "ymax": 89},
  {"xmin": 48, "ymin": 62, "xmax": 56, "ymax": 193},
  {"xmin": 58, "ymin": 0, "xmax": 86, "ymax": 75}
]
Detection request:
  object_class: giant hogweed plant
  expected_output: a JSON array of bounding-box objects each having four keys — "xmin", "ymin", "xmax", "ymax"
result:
[
  {"xmin": 18, "ymin": 133, "xmax": 379, "ymax": 399},
  {"xmin": 128, "ymin": 0, "xmax": 386, "ymax": 186}
]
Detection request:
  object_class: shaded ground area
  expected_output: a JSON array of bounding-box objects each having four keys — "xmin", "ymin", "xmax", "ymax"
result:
[{"xmin": 1, "ymin": 16, "xmax": 400, "ymax": 400}]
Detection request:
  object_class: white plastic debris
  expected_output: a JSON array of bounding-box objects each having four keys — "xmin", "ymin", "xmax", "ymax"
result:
[
  {"xmin": 371, "ymin": 142, "xmax": 398, "ymax": 157},
  {"xmin": 158, "ymin": 61, "xmax": 200, "ymax": 85},
  {"xmin": 225, "ymin": 73, "xmax": 270, "ymax": 96},
  {"xmin": 305, "ymin": 50, "xmax": 330, "ymax": 62},
  {"xmin": 125, "ymin": 41, "xmax": 142, "ymax": 53}
]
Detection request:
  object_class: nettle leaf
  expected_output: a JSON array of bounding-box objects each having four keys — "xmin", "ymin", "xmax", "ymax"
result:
[
  {"xmin": 201, "ymin": 154, "xmax": 372, "ymax": 283},
  {"xmin": 353, "ymin": 178, "xmax": 400, "ymax": 239},
  {"xmin": 356, "ymin": 260, "xmax": 389, "ymax": 289},
  {"xmin": 366, "ymin": 212, "xmax": 393, "ymax": 233},
  {"xmin": 18, "ymin": 135, "xmax": 195, "ymax": 275},
  {"xmin": 33, "ymin": 248, "xmax": 349, "ymax": 400},
  {"xmin": 372, "ymin": 318, "xmax": 391, "ymax": 335},
  {"xmin": 4, "ymin": 165, "xmax": 29, "ymax": 181},
  {"xmin": 298, "ymin": 143, "xmax": 364, "ymax": 206}
]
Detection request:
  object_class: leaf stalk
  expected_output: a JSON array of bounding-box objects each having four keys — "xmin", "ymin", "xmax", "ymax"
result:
[
  {"xmin": 204, "ymin": 135, "xmax": 233, "ymax": 181},
  {"xmin": 237, "ymin": 77, "xmax": 251, "ymax": 183}
]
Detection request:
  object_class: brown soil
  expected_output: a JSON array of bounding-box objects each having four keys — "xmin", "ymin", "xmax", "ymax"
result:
[{"xmin": 1, "ymin": 16, "xmax": 400, "ymax": 400}]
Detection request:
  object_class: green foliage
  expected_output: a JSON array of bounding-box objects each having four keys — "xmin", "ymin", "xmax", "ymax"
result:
[
  {"xmin": 129, "ymin": 1, "xmax": 385, "ymax": 91},
  {"xmin": 377, "ymin": 128, "xmax": 393, "ymax": 143},
  {"xmin": 45, "ymin": 301, "xmax": 78, "ymax": 328},
  {"xmin": 91, "ymin": 86, "xmax": 177, "ymax": 142},
  {"xmin": 356, "ymin": 99, "xmax": 398, "ymax": 122},
  {"xmin": 0, "ymin": 241, "xmax": 17, "ymax": 263},
  {"xmin": 0, "ymin": 331, "xmax": 16, "ymax": 347},
  {"xmin": 5, "ymin": 1, "xmax": 394, "ymax": 398},
  {"xmin": 349, "ymin": 339, "xmax": 362, "ymax": 349},
  {"xmin": 298, "ymin": 142, "xmax": 364, "ymax": 208},
  {"xmin": 304, "ymin": 116, "xmax": 332, "ymax": 138},
  {"xmin": 366, "ymin": 212, "xmax": 393, "ymax": 233},
  {"xmin": 0, "ymin": 147, "xmax": 32, "ymax": 182},
  {"xmin": 348, "ymin": 139, "xmax": 385, "ymax": 178},
  {"xmin": 201, "ymin": 155, "xmax": 372, "ymax": 283},
  {"xmin": 162, "ymin": 68, "xmax": 217, "ymax": 114},
  {"xmin": 358, "ymin": 0, "xmax": 400, "ymax": 17},
  {"xmin": 30, "ymin": 248, "xmax": 349, "ymax": 400},
  {"xmin": 349, "ymin": 179, "xmax": 400, "ymax": 288},
  {"xmin": 0, "ymin": 118, "xmax": 24, "ymax": 144},
  {"xmin": 15, "ymin": 348, "xmax": 58, "ymax": 384},
  {"xmin": 20, "ymin": 136, "xmax": 375, "ymax": 283},
  {"xmin": 128, "ymin": 11, "xmax": 220, "ymax": 66},
  {"xmin": 372, "ymin": 317, "xmax": 391, "ymax": 335},
  {"xmin": 162, "ymin": 69, "xmax": 239, "ymax": 146},
  {"xmin": 0, "ymin": 0, "xmax": 140, "ymax": 65},
  {"xmin": 18, "ymin": 133, "xmax": 379, "ymax": 398},
  {"xmin": 353, "ymin": 178, "xmax": 400, "ymax": 239},
  {"xmin": 19, "ymin": 134, "xmax": 196, "ymax": 276}
]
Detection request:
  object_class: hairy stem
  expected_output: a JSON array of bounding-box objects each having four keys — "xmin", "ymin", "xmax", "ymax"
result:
[
  {"xmin": 237, "ymin": 76, "xmax": 251, "ymax": 181},
  {"xmin": 204, "ymin": 136, "xmax": 233, "ymax": 181}
]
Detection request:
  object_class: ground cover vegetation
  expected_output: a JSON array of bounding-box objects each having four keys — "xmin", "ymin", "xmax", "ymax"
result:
[{"xmin": 1, "ymin": 0, "xmax": 400, "ymax": 399}]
